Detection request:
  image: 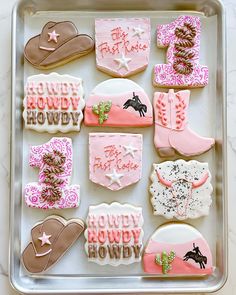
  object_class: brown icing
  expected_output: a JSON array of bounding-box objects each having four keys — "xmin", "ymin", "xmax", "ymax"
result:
[
  {"xmin": 123, "ymin": 245, "xmax": 132, "ymax": 258},
  {"xmin": 132, "ymin": 245, "xmax": 142, "ymax": 258},
  {"xmin": 22, "ymin": 216, "xmax": 84, "ymax": 273},
  {"xmin": 88, "ymin": 245, "xmax": 98, "ymax": 258},
  {"xmin": 98, "ymin": 246, "xmax": 107, "ymax": 259},
  {"xmin": 27, "ymin": 111, "xmax": 37, "ymax": 125},
  {"xmin": 173, "ymin": 22, "xmax": 196, "ymax": 75},
  {"xmin": 107, "ymin": 245, "xmax": 122, "ymax": 259},
  {"xmin": 24, "ymin": 21, "xmax": 94, "ymax": 69},
  {"xmin": 26, "ymin": 111, "xmax": 80, "ymax": 125}
]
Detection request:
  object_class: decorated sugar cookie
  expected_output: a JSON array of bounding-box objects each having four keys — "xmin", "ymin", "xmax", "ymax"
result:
[
  {"xmin": 143, "ymin": 223, "xmax": 213, "ymax": 276},
  {"xmin": 150, "ymin": 160, "xmax": 213, "ymax": 220},
  {"xmin": 23, "ymin": 73, "xmax": 85, "ymax": 133},
  {"xmin": 24, "ymin": 137, "xmax": 80, "ymax": 209},
  {"xmin": 153, "ymin": 16, "xmax": 209, "ymax": 88},
  {"xmin": 22, "ymin": 215, "xmax": 84, "ymax": 273},
  {"xmin": 24, "ymin": 21, "xmax": 94, "ymax": 69},
  {"xmin": 95, "ymin": 18, "xmax": 151, "ymax": 77},
  {"xmin": 153, "ymin": 89, "xmax": 215, "ymax": 157},
  {"xmin": 89, "ymin": 133, "xmax": 142, "ymax": 191},
  {"xmin": 84, "ymin": 79, "xmax": 153, "ymax": 127},
  {"xmin": 84, "ymin": 202, "xmax": 144, "ymax": 266}
]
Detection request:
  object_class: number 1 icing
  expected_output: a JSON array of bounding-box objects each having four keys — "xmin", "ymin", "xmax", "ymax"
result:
[
  {"xmin": 24, "ymin": 137, "xmax": 80, "ymax": 209},
  {"xmin": 153, "ymin": 16, "xmax": 209, "ymax": 88}
]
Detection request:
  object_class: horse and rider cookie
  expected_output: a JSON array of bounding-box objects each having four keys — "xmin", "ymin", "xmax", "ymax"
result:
[
  {"xmin": 84, "ymin": 78, "xmax": 153, "ymax": 127},
  {"xmin": 143, "ymin": 223, "xmax": 213, "ymax": 276}
]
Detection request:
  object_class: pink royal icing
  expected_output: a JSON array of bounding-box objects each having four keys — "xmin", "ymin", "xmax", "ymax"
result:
[
  {"xmin": 153, "ymin": 16, "xmax": 209, "ymax": 88},
  {"xmin": 144, "ymin": 237, "xmax": 212, "ymax": 275},
  {"xmin": 95, "ymin": 18, "xmax": 151, "ymax": 77},
  {"xmin": 24, "ymin": 137, "xmax": 80, "ymax": 209},
  {"xmin": 84, "ymin": 90, "xmax": 153, "ymax": 127},
  {"xmin": 89, "ymin": 133, "xmax": 142, "ymax": 191}
]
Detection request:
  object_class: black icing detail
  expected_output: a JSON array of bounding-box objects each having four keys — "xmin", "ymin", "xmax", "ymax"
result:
[
  {"xmin": 183, "ymin": 243, "xmax": 207, "ymax": 269},
  {"xmin": 123, "ymin": 92, "xmax": 147, "ymax": 117}
]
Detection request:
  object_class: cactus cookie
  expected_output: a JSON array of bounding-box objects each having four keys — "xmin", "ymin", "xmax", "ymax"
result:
[{"xmin": 143, "ymin": 223, "xmax": 213, "ymax": 276}]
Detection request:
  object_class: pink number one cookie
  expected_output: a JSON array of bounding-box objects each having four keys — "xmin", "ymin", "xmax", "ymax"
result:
[
  {"xmin": 153, "ymin": 15, "xmax": 209, "ymax": 88},
  {"xmin": 24, "ymin": 137, "xmax": 80, "ymax": 209}
]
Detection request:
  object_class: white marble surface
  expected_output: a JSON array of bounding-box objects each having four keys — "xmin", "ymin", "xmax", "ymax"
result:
[{"xmin": 0, "ymin": 0, "xmax": 235, "ymax": 294}]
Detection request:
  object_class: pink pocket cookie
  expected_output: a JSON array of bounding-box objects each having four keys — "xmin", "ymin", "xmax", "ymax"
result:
[
  {"xmin": 24, "ymin": 137, "xmax": 80, "ymax": 209},
  {"xmin": 84, "ymin": 202, "xmax": 144, "ymax": 266},
  {"xmin": 153, "ymin": 16, "xmax": 209, "ymax": 88},
  {"xmin": 84, "ymin": 79, "xmax": 153, "ymax": 127},
  {"xmin": 95, "ymin": 18, "xmax": 151, "ymax": 77},
  {"xmin": 143, "ymin": 223, "xmax": 213, "ymax": 276},
  {"xmin": 89, "ymin": 133, "xmax": 142, "ymax": 191}
]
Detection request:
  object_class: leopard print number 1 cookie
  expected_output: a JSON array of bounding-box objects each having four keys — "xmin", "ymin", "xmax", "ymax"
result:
[{"xmin": 153, "ymin": 16, "xmax": 208, "ymax": 88}]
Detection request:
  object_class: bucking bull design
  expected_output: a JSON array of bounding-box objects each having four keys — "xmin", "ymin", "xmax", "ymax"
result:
[
  {"xmin": 150, "ymin": 160, "xmax": 213, "ymax": 220},
  {"xmin": 183, "ymin": 243, "xmax": 207, "ymax": 269}
]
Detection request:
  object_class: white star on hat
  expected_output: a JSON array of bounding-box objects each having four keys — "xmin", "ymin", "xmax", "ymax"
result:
[
  {"xmin": 38, "ymin": 232, "xmax": 52, "ymax": 246},
  {"xmin": 132, "ymin": 27, "xmax": 145, "ymax": 38},
  {"xmin": 114, "ymin": 53, "xmax": 132, "ymax": 71},
  {"xmin": 106, "ymin": 169, "xmax": 124, "ymax": 187},
  {"xmin": 123, "ymin": 144, "xmax": 138, "ymax": 158},
  {"xmin": 48, "ymin": 30, "xmax": 60, "ymax": 43}
]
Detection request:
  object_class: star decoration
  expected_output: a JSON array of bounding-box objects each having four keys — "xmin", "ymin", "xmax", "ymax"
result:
[
  {"xmin": 114, "ymin": 53, "xmax": 132, "ymax": 71},
  {"xmin": 38, "ymin": 232, "xmax": 52, "ymax": 246},
  {"xmin": 132, "ymin": 27, "xmax": 145, "ymax": 38},
  {"xmin": 106, "ymin": 169, "xmax": 124, "ymax": 187},
  {"xmin": 48, "ymin": 30, "xmax": 60, "ymax": 43},
  {"xmin": 123, "ymin": 144, "xmax": 138, "ymax": 158}
]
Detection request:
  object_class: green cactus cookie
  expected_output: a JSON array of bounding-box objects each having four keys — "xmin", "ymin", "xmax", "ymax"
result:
[
  {"xmin": 92, "ymin": 101, "xmax": 112, "ymax": 124},
  {"xmin": 155, "ymin": 250, "xmax": 175, "ymax": 274}
]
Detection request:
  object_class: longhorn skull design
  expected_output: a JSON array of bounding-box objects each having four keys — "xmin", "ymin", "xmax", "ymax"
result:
[{"xmin": 149, "ymin": 160, "xmax": 212, "ymax": 220}]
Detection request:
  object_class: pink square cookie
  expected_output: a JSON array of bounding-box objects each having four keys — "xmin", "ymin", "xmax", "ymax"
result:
[{"xmin": 89, "ymin": 133, "xmax": 142, "ymax": 191}]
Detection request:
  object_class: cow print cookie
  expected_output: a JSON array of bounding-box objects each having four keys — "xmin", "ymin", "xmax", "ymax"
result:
[
  {"xmin": 149, "ymin": 160, "xmax": 213, "ymax": 220},
  {"xmin": 143, "ymin": 223, "xmax": 213, "ymax": 276},
  {"xmin": 84, "ymin": 202, "xmax": 144, "ymax": 266},
  {"xmin": 24, "ymin": 137, "xmax": 80, "ymax": 209},
  {"xmin": 89, "ymin": 133, "xmax": 142, "ymax": 191},
  {"xmin": 95, "ymin": 18, "xmax": 151, "ymax": 77},
  {"xmin": 23, "ymin": 73, "xmax": 85, "ymax": 133},
  {"xmin": 84, "ymin": 79, "xmax": 153, "ymax": 127}
]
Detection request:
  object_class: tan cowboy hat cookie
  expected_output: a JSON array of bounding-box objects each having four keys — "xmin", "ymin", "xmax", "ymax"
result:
[
  {"xmin": 21, "ymin": 215, "xmax": 84, "ymax": 273},
  {"xmin": 24, "ymin": 21, "xmax": 94, "ymax": 69}
]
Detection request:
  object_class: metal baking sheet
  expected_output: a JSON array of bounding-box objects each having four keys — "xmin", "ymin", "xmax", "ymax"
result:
[{"xmin": 10, "ymin": 0, "xmax": 227, "ymax": 293}]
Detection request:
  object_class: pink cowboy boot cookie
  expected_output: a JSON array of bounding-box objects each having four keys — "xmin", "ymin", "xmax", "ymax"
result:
[
  {"xmin": 153, "ymin": 89, "xmax": 215, "ymax": 157},
  {"xmin": 24, "ymin": 137, "xmax": 80, "ymax": 209}
]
